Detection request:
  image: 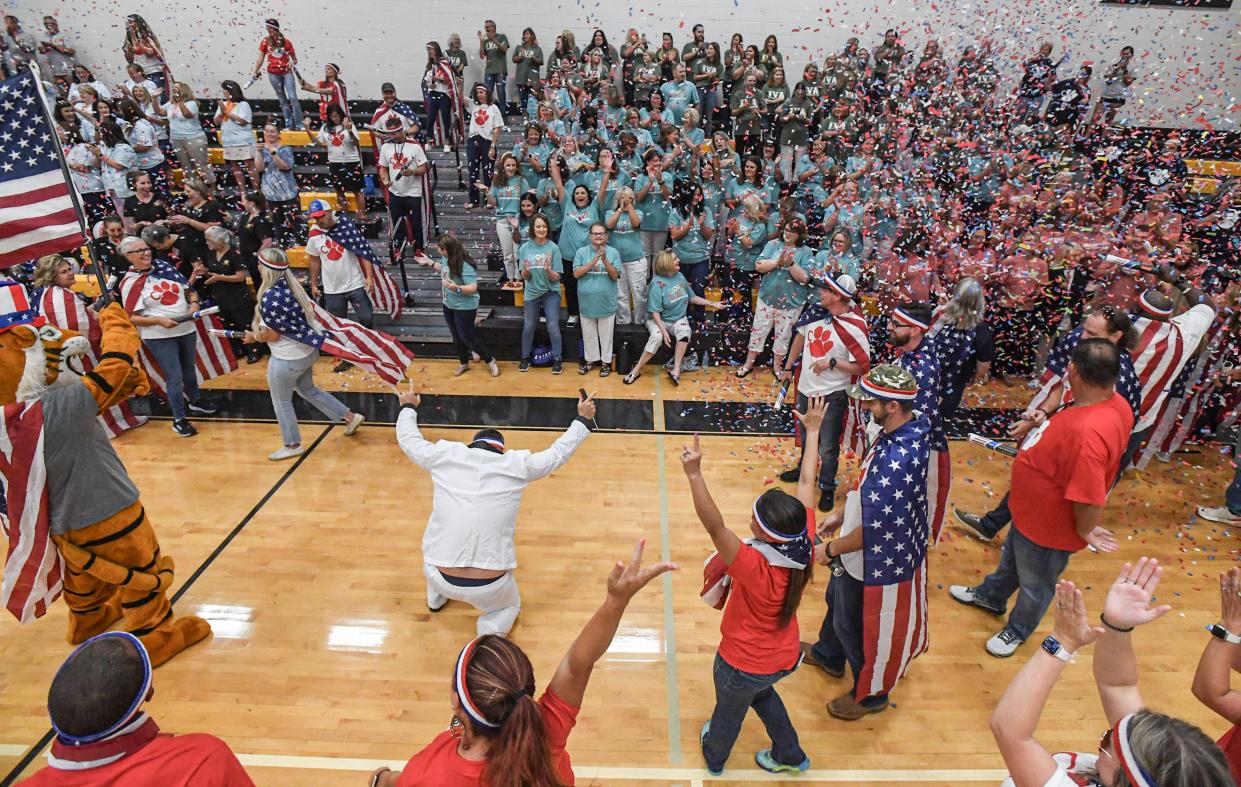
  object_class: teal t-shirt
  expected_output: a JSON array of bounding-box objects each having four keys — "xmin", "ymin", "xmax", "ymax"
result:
[
  {"xmin": 582, "ymin": 169, "xmax": 628, "ymax": 212},
  {"xmin": 702, "ymin": 182, "xmax": 724, "ymax": 216},
  {"xmin": 573, "ymin": 245, "xmax": 621, "ymax": 318},
  {"xmin": 659, "ymin": 80, "xmax": 700, "ymax": 124},
  {"xmin": 513, "ymin": 140, "xmax": 552, "ymax": 185},
  {"xmin": 490, "ymin": 178, "xmax": 529, "ymax": 217},
  {"xmin": 518, "ymin": 240, "xmax": 562, "ymax": 299},
  {"xmin": 537, "ymin": 177, "xmax": 564, "ymax": 231},
  {"xmin": 647, "ymin": 272, "xmax": 692, "ymax": 322},
  {"xmin": 440, "ymin": 258, "xmax": 480, "ymax": 311},
  {"xmin": 725, "ymin": 215, "xmax": 767, "ymax": 271},
  {"xmin": 755, "ymin": 241, "xmax": 811, "ymax": 310},
  {"xmin": 635, "ymin": 171, "xmax": 675, "ymax": 231},
  {"xmin": 558, "ymin": 194, "xmax": 600, "ymax": 261},
  {"xmin": 607, "ymin": 208, "xmax": 644, "ymax": 261},
  {"xmin": 813, "ymin": 248, "xmax": 861, "ymax": 281},
  {"xmin": 669, "ymin": 207, "xmax": 714, "ymax": 263}
]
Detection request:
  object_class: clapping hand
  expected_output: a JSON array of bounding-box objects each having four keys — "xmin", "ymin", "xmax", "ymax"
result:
[
  {"xmin": 794, "ymin": 396, "xmax": 829, "ymax": 433},
  {"xmin": 1218, "ymin": 567, "xmax": 1241, "ymax": 632},
  {"xmin": 606, "ymin": 538, "xmax": 677, "ymax": 603},
  {"xmin": 680, "ymin": 434, "xmax": 703, "ymax": 476},
  {"xmin": 1102, "ymin": 557, "xmax": 1173, "ymax": 629},
  {"xmin": 1050, "ymin": 579, "xmax": 1105, "ymax": 653}
]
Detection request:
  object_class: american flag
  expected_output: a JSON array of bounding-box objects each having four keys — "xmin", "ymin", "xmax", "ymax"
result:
[
  {"xmin": 895, "ymin": 339, "xmax": 950, "ymax": 545},
  {"xmin": 1028, "ymin": 326, "xmax": 1143, "ymax": 421},
  {"xmin": 423, "ymin": 59, "xmax": 466, "ymax": 147},
  {"xmin": 0, "ymin": 73, "xmax": 86, "ymax": 268},
  {"xmin": 318, "ymin": 216, "xmax": 403, "ymax": 319},
  {"xmin": 38, "ymin": 285, "xmax": 146, "ymax": 438},
  {"xmin": 368, "ymin": 102, "xmax": 437, "ymax": 248},
  {"xmin": 835, "ymin": 308, "xmax": 871, "ymax": 458},
  {"xmin": 0, "ymin": 399, "xmax": 62, "ymax": 623},
  {"xmin": 853, "ymin": 413, "xmax": 931, "ymax": 701},
  {"xmin": 261, "ymin": 279, "xmax": 413, "ymax": 385},
  {"xmin": 1130, "ymin": 311, "xmax": 1206, "ymax": 432}
]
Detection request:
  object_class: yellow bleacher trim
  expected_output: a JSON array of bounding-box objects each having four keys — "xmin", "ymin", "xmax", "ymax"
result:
[
  {"xmin": 279, "ymin": 129, "xmax": 374, "ymax": 147},
  {"xmin": 208, "ymin": 148, "xmax": 225, "ymax": 165},
  {"xmin": 1189, "ymin": 177, "xmax": 1221, "ymax": 195},
  {"xmin": 1186, "ymin": 159, "xmax": 1241, "ymax": 178},
  {"xmin": 71, "ymin": 273, "xmax": 103, "ymax": 298},
  {"xmin": 298, "ymin": 192, "xmax": 359, "ymax": 211},
  {"xmin": 286, "ymin": 247, "xmax": 310, "ymax": 269}
]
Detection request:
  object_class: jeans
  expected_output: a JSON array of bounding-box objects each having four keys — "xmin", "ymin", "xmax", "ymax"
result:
[
  {"xmin": 484, "ymin": 73, "xmax": 508, "ymax": 113},
  {"xmin": 978, "ymin": 491, "xmax": 1012, "ymax": 538},
  {"xmin": 1117, "ymin": 427, "xmax": 1149, "ymax": 483},
  {"xmin": 443, "ymin": 305, "xmax": 494, "ymax": 364},
  {"xmin": 144, "ymin": 331, "xmax": 200, "ymax": 420},
  {"xmin": 700, "ymin": 84, "xmax": 720, "ymax": 132},
  {"xmin": 267, "ymin": 351, "xmax": 350, "ymax": 446},
  {"xmin": 425, "ymin": 90, "xmax": 452, "ymax": 144},
  {"xmin": 812, "ymin": 569, "xmax": 888, "ymax": 704},
  {"xmin": 467, "ymin": 137, "xmax": 493, "ymax": 204},
  {"xmin": 702, "ymin": 651, "xmax": 805, "ymax": 773},
  {"xmin": 1228, "ymin": 432, "xmax": 1241, "ymax": 515},
  {"xmin": 324, "ymin": 287, "xmax": 374, "ymax": 328},
  {"xmin": 974, "ymin": 527, "xmax": 1073, "ymax": 641},
  {"xmin": 516, "ymin": 84, "xmax": 535, "ymax": 119},
  {"xmin": 268, "ymin": 71, "xmax": 303, "ymax": 130},
  {"xmin": 794, "ymin": 390, "xmax": 848, "ymax": 493},
  {"xmin": 521, "ymin": 290, "xmax": 562, "ymax": 360}
]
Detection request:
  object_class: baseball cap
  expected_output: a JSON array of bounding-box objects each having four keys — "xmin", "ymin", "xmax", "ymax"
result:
[
  {"xmin": 306, "ymin": 198, "xmax": 332, "ymax": 218},
  {"xmin": 380, "ymin": 82, "xmax": 396, "ymax": 93},
  {"xmin": 848, "ymin": 363, "xmax": 919, "ymax": 402},
  {"xmin": 809, "ymin": 272, "xmax": 857, "ymax": 300}
]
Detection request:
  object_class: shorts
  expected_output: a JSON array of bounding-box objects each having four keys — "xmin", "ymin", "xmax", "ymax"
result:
[
  {"xmin": 223, "ymin": 143, "xmax": 257, "ymax": 162},
  {"xmin": 644, "ymin": 317, "xmax": 692, "ymax": 354},
  {"xmin": 328, "ymin": 161, "xmax": 365, "ymax": 193},
  {"xmin": 1101, "ymin": 96, "xmax": 1126, "ymax": 108}
]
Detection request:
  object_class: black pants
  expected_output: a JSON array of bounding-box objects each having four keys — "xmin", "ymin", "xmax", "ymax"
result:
[
  {"xmin": 388, "ymin": 193, "xmax": 424, "ymax": 260},
  {"xmin": 467, "ymin": 137, "xmax": 493, "ymax": 205},
  {"xmin": 425, "ymin": 90, "xmax": 452, "ymax": 145},
  {"xmin": 443, "ymin": 305, "xmax": 493, "ymax": 364},
  {"xmin": 561, "ymin": 258, "xmax": 580, "ymax": 317},
  {"xmin": 516, "ymin": 84, "xmax": 535, "ymax": 117},
  {"xmin": 269, "ymin": 199, "xmax": 303, "ymax": 248},
  {"xmin": 216, "ymin": 297, "xmax": 258, "ymax": 359}
]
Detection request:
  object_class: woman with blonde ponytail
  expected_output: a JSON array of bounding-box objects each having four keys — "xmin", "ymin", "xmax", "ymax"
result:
[
  {"xmin": 245, "ymin": 247, "xmax": 364, "ymax": 461},
  {"xmin": 372, "ymin": 539, "xmax": 676, "ymax": 787}
]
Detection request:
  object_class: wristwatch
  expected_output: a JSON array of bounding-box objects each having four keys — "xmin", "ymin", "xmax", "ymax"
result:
[
  {"xmin": 1206, "ymin": 624, "xmax": 1241, "ymax": 644},
  {"xmin": 1041, "ymin": 635, "xmax": 1074, "ymax": 663}
]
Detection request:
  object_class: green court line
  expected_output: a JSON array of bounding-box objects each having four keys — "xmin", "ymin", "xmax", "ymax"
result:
[{"xmin": 655, "ymin": 377, "xmax": 683, "ymax": 764}]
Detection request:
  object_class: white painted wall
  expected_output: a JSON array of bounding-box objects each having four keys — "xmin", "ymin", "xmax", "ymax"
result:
[{"xmin": 15, "ymin": 0, "xmax": 1240, "ymax": 128}]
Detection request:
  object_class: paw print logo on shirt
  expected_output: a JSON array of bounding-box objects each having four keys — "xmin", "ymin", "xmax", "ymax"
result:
[
  {"xmin": 151, "ymin": 280, "xmax": 182, "ymax": 306},
  {"xmin": 321, "ymin": 237, "xmax": 345, "ymax": 261},
  {"xmin": 330, "ymin": 132, "xmax": 346, "ymax": 147},
  {"xmin": 390, "ymin": 152, "xmax": 410, "ymax": 171},
  {"xmin": 808, "ymin": 325, "xmax": 835, "ymax": 359},
  {"xmin": 473, "ymin": 108, "xmax": 491, "ymax": 126}
]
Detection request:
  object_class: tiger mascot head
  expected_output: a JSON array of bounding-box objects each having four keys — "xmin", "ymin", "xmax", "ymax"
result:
[{"xmin": 0, "ymin": 281, "xmax": 91, "ymax": 405}]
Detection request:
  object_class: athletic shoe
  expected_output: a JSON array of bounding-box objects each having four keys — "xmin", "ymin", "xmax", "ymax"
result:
[
  {"xmin": 488, "ymin": 360, "xmax": 501, "ymax": 377},
  {"xmin": 948, "ymin": 585, "xmax": 1005, "ymax": 615},
  {"xmin": 953, "ymin": 508, "xmax": 995, "ymax": 541},
  {"xmin": 1154, "ymin": 451, "xmax": 1172, "ymax": 463},
  {"xmin": 344, "ymin": 412, "xmax": 365, "ymax": 436},
  {"xmin": 552, "ymin": 360, "xmax": 563, "ymax": 375},
  {"xmin": 518, "ymin": 357, "xmax": 531, "ymax": 372},
  {"xmin": 700, "ymin": 722, "xmax": 723, "ymax": 777},
  {"xmin": 171, "ymin": 419, "xmax": 197, "ymax": 438},
  {"xmin": 1198, "ymin": 506, "xmax": 1241, "ymax": 525},
  {"xmin": 827, "ymin": 690, "xmax": 888, "ymax": 721},
  {"xmin": 755, "ymin": 749, "xmax": 810, "ymax": 774},
  {"xmin": 186, "ymin": 398, "xmax": 218, "ymax": 415},
  {"xmin": 443, "ymin": 144, "xmax": 452, "ymax": 153},
  {"xmin": 566, "ymin": 315, "xmax": 577, "ymax": 326},
  {"xmin": 333, "ymin": 360, "xmax": 352, "ymax": 373},
  {"xmin": 986, "ymin": 628, "xmax": 1024, "ymax": 658},
  {"xmin": 778, "ymin": 468, "xmax": 800, "ymax": 483},
  {"xmin": 817, "ymin": 489, "xmax": 834, "ymax": 512},
  {"xmin": 268, "ymin": 445, "xmax": 305, "ymax": 461},
  {"xmin": 453, "ymin": 363, "xmax": 470, "ymax": 377}
]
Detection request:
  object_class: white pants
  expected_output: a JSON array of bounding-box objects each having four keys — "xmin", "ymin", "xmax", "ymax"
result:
[
  {"xmin": 617, "ymin": 257, "xmax": 649, "ymax": 325},
  {"xmin": 423, "ymin": 562, "xmax": 521, "ymax": 636},
  {"xmin": 747, "ymin": 300, "xmax": 799, "ymax": 356},
  {"xmin": 645, "ymin": 317, "xmax": 692, "ymax": 354},
  {"xmin": 581, "ymin": 314, "xmax": 616, "ymax": 363},
  {"xmin": 641, "ymin": 230, "xmax": 668, "ymax": 263},
  {"xmin": 496, "ymin": 218, "xmax": 518, "ymax": 280},
  {"xmin": 779, "ymin": 145, "xmax": 805, "ymax": 182}
]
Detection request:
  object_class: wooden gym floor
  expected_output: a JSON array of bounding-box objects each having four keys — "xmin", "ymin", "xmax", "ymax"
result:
[{"xmin": 0, "ymin": 359, "xmax": 1235, "ymax": 786}]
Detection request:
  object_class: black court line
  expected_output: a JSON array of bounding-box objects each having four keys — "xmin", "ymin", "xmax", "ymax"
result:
[{"xmin": 0, "ymin": 425, "xmax": 334, "ymax": 787}]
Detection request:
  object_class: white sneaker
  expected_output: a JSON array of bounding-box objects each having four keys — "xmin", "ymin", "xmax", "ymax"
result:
[
  {"xmin": 566, "ymin": 315, "xmax": 577, "ymax": 326},
  {"xmin": 948, "ymin": 585, "xmax": 1004, "ymax": 614},
  {"xmin": 488, "ymin": 359, "xmax": 500, "ymax": 377},
  {"xmin": 443, "ymin": 144, "xmax": 452, "ymax": 153},
  {"xmin": 986, "ymin": 628, "xmax": 1024, "ymax": 658},
  {"xmin": 1154, "ymin": 451, "xmax": 1171, "ymax": 463},
  {"xmin": 1198, "ymin": 506, "xmax": 1241, "ymax": 525},
  {"xmin": 268, "ymin": 445, "xmax": 305, "ymax": 461},
  {"xmin": 344, "ymin": 412, "xmax": 365, "ymax": 435}
]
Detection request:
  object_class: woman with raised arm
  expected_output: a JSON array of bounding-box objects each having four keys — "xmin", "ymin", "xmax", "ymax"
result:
[
  {"xmin": 992, "ymin": 558, "xmax": 1232, "ymax": 787},
  {"xmin": 1192, "ymin": 566, "xmax": 1241, "ymax": 780},
  {"xmin": 369, "ymin": 538, "xmax": 675, "ymax": 787},
  {"xmin": 683, "ymin": 399, "xmax": 825, "ymax": 776}
]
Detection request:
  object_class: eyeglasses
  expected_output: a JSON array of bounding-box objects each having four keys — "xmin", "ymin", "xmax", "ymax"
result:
[{"xmin": 125, "ymin": 247, "xmax": 152, "ymax": 255}]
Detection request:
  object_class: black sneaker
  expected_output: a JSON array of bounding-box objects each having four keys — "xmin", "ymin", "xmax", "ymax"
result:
[
  {"xmin": 333, "ymin": 360, "xmax": 352, "ymax": 373},
  {"xmin": 817, "ymin": 489, "xmax": 835, "ymax": 512},
  {"xmin": 186, "ymin": 398, "xmax": 218, "ymax": 415},
  {"xmin": 953, "ymin": 508, "xmax": 995, "ymax": 541},
  {"xmin": 552, "ymin": 360, "xmax": 563, "ymax": 375},
  {"xmin": 172, "ymin": 418, "xmax": 197, "ymax": 437},
  {"xmin": 778, "ymin": 468, "xmax": 800, "ymax": 483},
  {"xmin": 518, "ymin": 357, "xmax": 531, "ymax": 372}
]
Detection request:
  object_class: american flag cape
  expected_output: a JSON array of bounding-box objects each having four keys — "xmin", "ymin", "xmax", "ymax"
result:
[
  {"xmin": 369, "ymin": 102, "xmax": 437, "ymax": 249},
  {"xmin": 1028, "ymin": 326, "xmax": 1143, "ymax": 423},
  {"xmin": 895, "ymin": 339, "xmax": 950, "ymax": 545},
  {"xmin": 853, "ymin": 413, "xmax": 931, "ymax": 701},
  {"xmin": 118, "ymin": 261, "xmax": 237, "ymax": 398},
  {"xmin": 315, "ymin": 216, "xmax": 403, "ymax": 319},
  {"xmin": 0, "ymin": 400, "xmax": 62, "ymax": 623},
  {"xmin": 37, "ymin": 286, "xmax": 146, "ymax": 438},
  {"xmin": 423, "ymin": 59, "xmax": 466, "ymax": 147},
  {"xmin": 835, "ymin": 308, "xmax": 872, "ymax": 458},
  {"xmin": 1130, "ymin": 312, "xmax": 1204, "ymax": 434},
  {"xmin": 0, "ymin": 72, "xmax": 86, "ymax": 268},
  {"xmin": 260, "ymin": 280, "xmax": 413, "ymax": 385}
]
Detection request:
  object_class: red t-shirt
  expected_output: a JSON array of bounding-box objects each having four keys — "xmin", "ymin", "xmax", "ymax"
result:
[
  {"xmin": 1218, "ymin": 724, "xmax": 1241, "ymax": 784},
  {"xmin": 395, "ymin": 688, "xmax": 579, "ymax": 786},
  {"xmin": 259, "ymin": 37, "xmax": 296, "ymax": 75},
  {"xmin": 19, "ymin": 734, "xmax": 253, "ymax": 786},
  {"xmin": 1010, "ymin": 392, "xmax": 1133, "ymax": 551},
  {"xmin": 718, "ymin": 515, "xmax": 810, "ymax": 674}
]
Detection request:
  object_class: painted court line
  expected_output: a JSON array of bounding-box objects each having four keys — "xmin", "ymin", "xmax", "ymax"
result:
[{"xmin": 656, "ymin": 423, "xmax": 683, "ymax": 765}]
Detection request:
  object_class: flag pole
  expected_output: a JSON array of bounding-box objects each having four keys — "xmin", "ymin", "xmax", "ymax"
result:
[{"xmin": 28, "ymin": 62, "xmax": 112, "ymax": 307}]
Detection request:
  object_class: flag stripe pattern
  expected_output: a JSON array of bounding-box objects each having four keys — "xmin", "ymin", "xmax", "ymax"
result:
[
  {"xmin": 1131, "ymin": 316, "xmax": 1192, "ymax": 432},
  {"xmin": 0, "ymin": 400, "xmax": 62, "ymax": 623},
  {"xmin": 835, "ymin": 308, "xmax": 871, "ymax": 457},
  {"xmin": 318, "ymin": 217, "xmax": 404, "ymax": 320},
  {"xmin": 1028, "ymin": 326, "xmax": 1142, "ymax": 421},
  {"xmin": 0, "ymin": 74, "xmax": 85, "ymax": 267}
]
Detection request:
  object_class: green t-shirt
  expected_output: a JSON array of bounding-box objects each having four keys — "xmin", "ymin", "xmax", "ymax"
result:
[
  {"xmin": 518, "ymin": 239, "xmax": 562, "ymax": 299},
  {"xmin": 440, "ymin": 258, "xmax": 480, "ymax": 311},
  {"xmin": 446, "ymin": 48, "xmax": 469, "ymax": 75},
  {"xmin": 513, "ymin": 45, "xmax": 543, "ymax": 86},
  {"xmin": 573, "ymin": 245, "xmax": 621, "ymax": 318},
  {"xmin": 647, "ymin": 272, "xmax": 692, "ymax": 322},
  {"xmin": 483, "ymin": 34, "xmax": 510, "ymax": 75},
  {"xmin": 669, "ymin": 207, "xmax": 714, "ymax": 263},
  {"xmin": 755, "ymin": 241, "xmax": 811, "ymax": 310},
  {"xmin": 761, "ymin": 83, "xmax": 790, "ymax": 111},
  {"xmin": 635, "ymin": 171, "xmax": 674, "ymax": 231},
  {"xmin": 607, "ymin": 208, "xmax": 644, "ymax": 261},
  {"xmin": 633, "ymin": 63, "xmax": 660, "ymax": 101}
]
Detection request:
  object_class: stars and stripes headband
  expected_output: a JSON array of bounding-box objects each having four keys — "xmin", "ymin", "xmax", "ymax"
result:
[
  {"xmin": 1112, "ymin": 713, "xmax": 1158, "ymax": 787},
  {"xmin": 892, "ymin": 307, "xmax": 930, "ymax": 331},
  {"xmin": 859, "ymin": 376, "xmax": 918, "ymax": 401},
  {"xmin": 1137, "ymin": 290, "xmax": 1172, "ymax": 320},
  {"xmin": 257, "ymin": 254, "xmax": 289, "ymax": 271},
  {"xmin": 51, "ymin": 632, "xmax": 152, "ymax": 745},
  {"xmin": 470, "ymin": 437, "xmax": 506, "ymax": 452},
  {"xmin": 752, "ymin": 497, "xmax": 797, "ymax": 543},
  {"xmin": 819, "ymin": 274, "xmax": 855, "ymax": 300},
  {"xmin": 454, "ymin": 638, "xmax": 500, "ymax": 729}
]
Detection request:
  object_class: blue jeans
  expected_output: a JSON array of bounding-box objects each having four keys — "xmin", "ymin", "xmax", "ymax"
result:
[
  {"xmin": 268, "ymin": 350, "xmax": 349, "ymax": 446},
  {"xmin": 144, "ymin": 331, "xmax": 200, "ymax": 420},
  {"xmin": 794, "ymin": 390, "xmax": 848, "ymax": 494},
  {"xmin": 324, "ymin": 287, "xmax": 373, "ymax": 329},
  {"xmin": 812, "ymin": 569, "xmax": 888, "ymax": 705},
  {"xmin": 700, "ymin": 86, "xmax": 719, "ymax": 132},
  {"xmin": 521, "ymin": 290, "xmax": 561, "ymax": 360},
  {"xmin": 1227, "ymin": 431, "xmax": 1241, "ymax": 515},
  {"xmin": 702, "ymin": 651, "xmax": 805, "ymax": 773},
  {"xmin": 974, "ymin": 526, "xmax": 1073, "ymax": 641},
  {"xmin": 268, "ymin": 71, "xmax": 303, "ymax": 130},
  {"xmin": 484, "ymin": 73, "xmax": 508, "ymax": 113},
  {"xmin": 444, "ymin": 305, "xmax": 494, "ymax": 365}
]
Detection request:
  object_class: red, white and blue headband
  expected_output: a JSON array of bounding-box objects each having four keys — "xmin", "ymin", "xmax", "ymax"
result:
[
  {"xmin": 1137, "ymin": 291, "xmax": 1172, "ymax": 320},
  {"xmin": 51, "ymin": 632, "xmax": 152, "ymax": 745},
  {"xmin": 753, "ymin": 497, "xmax": 797, "ymax": 543},
  {"xmin": 892, "ymin": 307, "xmax": 930, "ymax": 331},
  {"xmin": 860, "ymin": 376, "xmax": 918, "ymax": 401},
  {"xmin": 258, "ymin": 255, "xmax": 289, "ymax": 271},
  {"xmin": 471, "ymin": 437, "xmax": 506, "ymax": 452},
  {"xmin": 1113, "ymin": 713, "xmax": 1157, "ymax": 787},
  {"xmin": 454, "ymin": 638, "xmax": 500, "ymax": 729},
  {"xmin": 821, "ymin": 275, "xmax": 855, "ymax": 300}
]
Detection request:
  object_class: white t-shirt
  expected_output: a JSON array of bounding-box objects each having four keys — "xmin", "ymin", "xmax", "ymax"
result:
[
  {"xmin": 839, "ymin": 483, "xmax": 865, "ymax": 580},
  {"xmin": 99, "ymin": 143, "xmax": 136, "ymax": 198},
  {"xmin": 468, "ymin": 102, "xmax": 504, "ymax": 140},
  {"xmin": 796, "ymin": 315, "xmax": 870, "ymax": 396},
  {"xmin": 1000, "ymin": 752, "xmax": 1100, "ymax": 787},
  {"xmin": 216, "ymin": 101, "xmax": 255, "ymax": 148},
  {"xmin": 378, "ymin": 141, "xmax": 429, "ymax": 198},
  {"xmin": 124, "ymin": 78, "xmax": 159, "ymax": 96},
  {"xmin": 162, "ymin": 100, "xmax": 203, "ymax": 140},
  {"xmin": 133, "ymin": 276, "xmax": 196, "ymax": 340},
  {"xmin": 1134, "ymin": 303, "xmax": 1216, "ymax": 431},
  {"xmin": 317, "ymin": 126, "xmax": 362, "ymax": 163},
  {"xmin": 65, "ymin": 143, "xmax": 103, "ymax": 194},
  {"xmin": 267, "ymin": 331, "xmax": 317, "ymax": 361},
  {"xmin": 306, "ymin": 230, "xmax": 366, "ymax": 295},
  {"xmin": 128, "ymin": 119, "xmax": 163, "ymax": 169}
]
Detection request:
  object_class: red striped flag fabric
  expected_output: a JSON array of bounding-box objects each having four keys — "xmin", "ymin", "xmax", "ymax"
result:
[
  {"xmin": 0, "ymin": 400, "xmax": 62, "ymax": 623},
  {"xmin": 137, "ymin": 316, "xmax": 238, "ymax": 399},
  {"xmin": 313, "ymin": 301, "xmax": 413, "ymax": 385},
  {"xmin": 835, "ymin": 309, "xmax": 871, "ymax": 457},
  {"xmin": 0, "ymin": 73, "xmax": 86, "ymax": 268}
]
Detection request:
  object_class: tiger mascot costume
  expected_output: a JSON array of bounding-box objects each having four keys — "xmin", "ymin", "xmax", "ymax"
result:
[{"xmin": 0, "ymin": 280, "xmax": 209, "ymax": 666}]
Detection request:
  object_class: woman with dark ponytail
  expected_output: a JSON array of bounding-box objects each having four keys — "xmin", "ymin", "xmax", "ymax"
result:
[
  {"xmin": 371, "ymin": 539, "xmax": 674, "ymax": 786},
  {"xmin": 682, "ymin": 398, "xmax": 826, "ymax": 776}
]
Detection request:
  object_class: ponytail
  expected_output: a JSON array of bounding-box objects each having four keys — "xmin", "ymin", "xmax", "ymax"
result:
[
  {"xmin": 483, "ymin": 692, "xmax": 562, "ymax": 787},
  {"xmin": 777, "ymin": 564, "xmax": 812, "ymax": 629}
]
